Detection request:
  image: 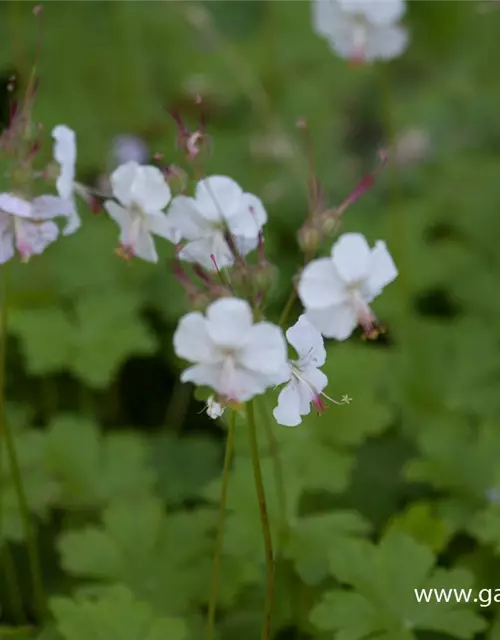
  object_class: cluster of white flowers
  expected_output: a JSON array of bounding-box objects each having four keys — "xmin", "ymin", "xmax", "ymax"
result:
[{"xmin": 312, "ymin": 0, "xmax": 408, "ymax": 62}]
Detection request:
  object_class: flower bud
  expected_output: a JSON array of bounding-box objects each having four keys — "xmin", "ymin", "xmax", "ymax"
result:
[
  {"xmin": 298, "ymin": 223, "xmax": 321, "ymax": 254},
  {"xmin": 253, "ymin": 262, "xmax": 276, "ymax": 292}
]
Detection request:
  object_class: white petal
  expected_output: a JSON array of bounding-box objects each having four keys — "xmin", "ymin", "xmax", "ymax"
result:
[
  {"xmin": 104, "ymin": 201, "xmax": 134, "ymax": 241},
  {"xmin": 195, "ymin": 176, "xmax": 243, "ymax": 222},
  {"xmin": 286, "ymin": 314, "xmax": 326, "ymax": 367},
  {"xmin": 0, "ymin": 224, "xmax": 14, "ymax": 264},
  {"xmin": 181, "ymin": 362, "xmax": 266, "ymax": 402},
  {"xmin": 110, "ymin": 161, "xmax": 140, "ymax": 207},
  {"xmin": 181, "ymin": 363, "xmax": 222, "ymax": 390},
  {"xmin": 338, "ymin": 0, "xmax": 406, "ymax": 25},
  {"xmin": 131, "ymin": 165, "xmax": 171, "ymax": 214},
  {"xmin": 32, "ymin": 195, "xmax": 73, "ymax": 219},
  {"xmin": 62, "ymin": 200, "xmax": 81, "ymax": 236},
  {"xmin": 165, "ymin": 195, "xmax": 213, "ymax": 241},
  {"xmin": 364, "ymin": 23, "xmax": 408, "ymax": 61},
  {"xmin": 52, "ymin": 125, "xmax": 76, "ymax": 199},
  {"xmin": 331, "ymin": 233, "xmax": 372, "ymax": 284},
  {"xmin": 21, "ymin": 220, "xmax": 59, "ymax": 256},
  {"xmin": 145, "ymin": 210, "xmax": 179, "ymax": 243},
  {"xmin": 132, "ymin": 227, "xmax": 158, "ymax": 263},
  {"xmin": 239, "ymin": 322, "xmax": 288, "ymax": 376},
  {"xmin": 312, "ymin": 0, "xmax": 344, "ymax": 38},
  {"xmin": 0, "ymin": 193, "xmax": 32, "ymax": 218},
  {"xmin": 306, "ymin": 304, "xmax": 358, "ymax": 340},
  {"xmin": 226, "ymin": 193, "xmax": 266, "ymax": 239},
  {"xmin": 298, "ymin": 258, "xmax": 347, "ymax": 310},
  {"xmin": 178, "ymin": 234, "xmax": 233, "ymax": 271},
  {"xmin": 234, "ymin": 234, "xmax": 259, "ymax": 257},
  {"xmin": 366, "ymin": 240, "xmax": 398, "ymax": 299},
  {"xmin": 273, "ymin": 380, "xmax": 303, "ymax": 427},
  {"xmin": 174, "ymin": 312, "xmax": 217, "ymax": 364},
  {"xmin": 301, "ymin": 366, "xmax": 328, "ymax": 395},
  {"xmin": 206, "ymin": 298, "xmax": 253, "ymax": 349}
]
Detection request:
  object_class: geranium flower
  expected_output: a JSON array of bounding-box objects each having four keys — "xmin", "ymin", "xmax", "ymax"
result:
[
  {"xmin": 298, "ymin": 232, "xmax": 398, "ymax": 340},
  {"xmin": 52, "ymin": 125, "xmax": 80, "ymax": 235},
  {"xmin": 173, "ymin": 297, "xmax": 287, "ymax": 402},
  {"xmin": 312, "ymin": 0, "xmax": 408, "ymax": 62},
  {"xmin": 104, "ymin": 161, "xmax": 175, "ymax": 263},
  {"xmin": 0, "ymin": 193, "xmax": 72, "ymax": 263},
  {"xmin": 165, "ymin": 176, "xmax": 267, "ymax": 271},
  {"xmin": 273, "ymin": 315, "xmax": 347, "ymax": 427}
]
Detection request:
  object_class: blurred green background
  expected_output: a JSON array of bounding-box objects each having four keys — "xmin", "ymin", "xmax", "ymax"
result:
[{"xmin": 3, "ymin": 1, "xmax": 500, "ymax": 639}]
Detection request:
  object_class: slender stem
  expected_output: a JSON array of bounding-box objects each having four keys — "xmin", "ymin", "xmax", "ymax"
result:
[
  {"xmin": 206, "ymin": 410, "xmax": 236, "ymax": 640},
  {"xmin": 278, "ymin": 289, "xmax": 297, "ymax": 328},
  {"xmin": 247, "ymin": 400, "xmax": 274, "ymax": 640},
  {"xmin": 257, "ymin": 398, "xmax": 287, "ymax": 551},
  {"xmin": 0, "ymin": 266, "xmax": 46, "ymax": 621}
]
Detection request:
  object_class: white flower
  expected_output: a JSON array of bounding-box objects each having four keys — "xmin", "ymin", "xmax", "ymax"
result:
[
  {"xmin": 52, "ymin": 125, "xmax": 80, "ymax": 236},
  {"xmin": 165, "ymin": 175, "xmax": 267, "ymax": 271},
  {"xmin": 174, "ymin": 297, "xmax": 287, "ymax": 402},
  {"xmin": 298, "ymin": 232, "xmax": 398, "ymax": 340},
  {"xmin": 205, "ymin": 396, "xmax": 225, "ymax": 420},
  {"xmin": 104, "ymin": 161, "xmax": 175, "ymax": 263},
  {"xmin": 312, "ymin": 0, "xmax": 408, "ymax": 62},
  {"xmin": 0, "ymin": 193, "xmax": 72, "ymax": 264}
]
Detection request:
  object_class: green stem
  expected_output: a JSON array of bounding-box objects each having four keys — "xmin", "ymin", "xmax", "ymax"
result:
[
  {"xmin": 257, "ymin": 398, "xmax": 287, "ymax": 551},
  {"xmin": 0, "ymin": 267, "xmax": 46, "ymax": 621},
  {"xmin": 278, "ymin": 289, "xmax": 297, "ymax": 328},
  {"xmin": 206, "ymin": 410, "xmax": 236, "ymax": 640},
  {"xmin": 247, "ymin": 400, "xmax": 274, "ymax": 640}
]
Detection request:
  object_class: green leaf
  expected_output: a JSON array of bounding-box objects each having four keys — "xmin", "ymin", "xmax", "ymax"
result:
[
  {"xmin": 310, "ymin": 532, "xmax": 485, "ymax": 640},
  {"xmin": 50, "ymin": 585, "xmax": 186, "ymax": 640},
  {"xmin": 43, "ymin": 415, "xmax": 154, "ymax": 509},
  {"xmin": 284, "ymin": 511, "xmax": 370, "ymax": 585},
  {"xmin": 57, "ymin": 498, "xmax": 216, "ymax": 615},
  {"xmin": 10, "ymin": 292, "xmax": 157, "ymax": 387},
  {"xmin": 385, "ymin": 502, "xmax": 454, "ymax": 553}
]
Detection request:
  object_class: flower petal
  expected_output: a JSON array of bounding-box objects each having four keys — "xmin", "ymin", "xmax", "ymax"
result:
[
  {"xmin": 62, "ymin": 200, "xmax": 81, "ymax": 236},
  {"xmin": 195, "ymin": 176, "xmax": 243, "ymax": 222},
  {"xmin": 165, "ymin": 195, "xmax": 213, "ymax": 241},
  {"xmin": 0, "ymin": 193, "xmax": 32, "ymax": 218},
  {"xmin": 206, "ymin": 298, "xmax": 254, "ymax": 349},
  {"xmin": 52, "ymin": 125, "xmax": 76, "ymax": 199},
  {"xmin": 306, "ymin": 304, "xmax": 358, "ymax": 340},
  {"xmin": 32, "ymin": 195, "xmax": 73, "ymax": 219},
  {"xmin": 301, "ymin": 366, "xmax": 328, "ymax": 395},
  {"xmin": 145, "ymin": 210, "xmax": 179, "ymax": 243},
  {"xmin": 21, "ymin": 220, "xmax": 59, "ymax": 256},
  {"xmin": 338, "ymin": 0, "xmax": 406, "ymax": 25},
  {"xmin": 110, "ymin": 161, "xmax": 140, "ymax": 207},
  {"xmin": 226, "ymin": 193, "xmax": 266, "ymax": 239},
  {"xmin": 131, "ymin": 165, "xmax": 171, "ymax": 213},
  {"xmin": 365, "ymin": 23, "xmax": 408, "ymax": 61},
  {"xmin": 331, "ymin": 233, "xmax": 371, "ymax": 284},
  {"xmin": 178, "ymin": 235, "xmax": 233, "ymax": 271},
  {"xmin": 132, "ymin": 227, "xmax": 158, "ymax": 263},
  {"xmin": 0, "ymin": 224, "xmax": 14, "ymax": 264},
  {"xmin": 286, "ymin": 314, "xmax": 326, "ymax": 367},
  {"xmin": 273, "ymin": 379, "xmax": 303, "ymax": 427},
  {"xmin": 298, "ymin": 258, "xmax": 347, "ymax": 310},
  {"xmin": 366, "ymin": 240, "xmax": 398, "ymax": 299},
  {"xmin": 104, "ymin": 201, "xmax": 134, "ymax": 241},
  {"xmin": 174, "ymin": 312, "xmax": 217, "ymax": 363},
  {"xmin": 239, "ymin": 322, "xmax": 288, "ymax": 376}
]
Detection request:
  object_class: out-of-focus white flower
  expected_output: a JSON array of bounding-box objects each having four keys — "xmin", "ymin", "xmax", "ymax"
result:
[
  {"xmin": 298, "ymin": 232, "xmax": 398, "ymax": 340},
  {"xmin": 111, "ymin": 135, "xmax": 149, "ymax": 167},
  {"xmin": 52, "ymin": 125, "xmax": 80, "ymax": 236},
  {"xmin": 174, "ymin": 297, "xmax": 287, "ymax": 402},
  {"xmin": 0, "ymin": 193, "xmax": 72, "ymax": 264},
  {"xmin": 205, "ymin": 395, "xmax": 225, "ymax": 419},
  {"xmin": 104, "ymin": 161, "xmax": 175, "ymax": 263},
  {"xmin": 312, "ymin": 0, "xmax": 408, "ymax": 63},
  {"xmin": 165, "ymin": 176, "xmax": 267, "ymax": 271}
]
